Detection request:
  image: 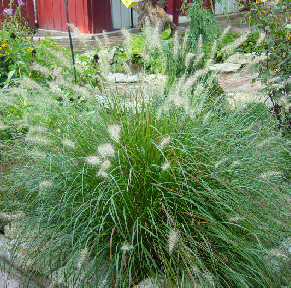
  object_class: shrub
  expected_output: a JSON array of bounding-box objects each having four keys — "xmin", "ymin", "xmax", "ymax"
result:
[
  {"xmin": 244, "ymin": 0, "xmax": 290, "ymax": 130},
  {"xmin": 0, "ymin": 30, "xmax": 289, "ymax": 287},
  {"xmin": 185, "ymin": 0, "xmax": 220, "ymax": 47}
]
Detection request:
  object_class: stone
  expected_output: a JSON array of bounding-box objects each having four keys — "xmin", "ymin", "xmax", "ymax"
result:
[
  {"xmin": 225, "ymin": 53, "xmax": 254, "ymax": 65},
  {"xmin": 105, "ymin": 73, "xmax": 139, "ymax": 83},
  {"xmin": 209, "ymin": 63, "xmax": 242, "ymax": 73},
  {"xmin": 0, "ymin": 270, "xmax": 21, "ymax": 288}
]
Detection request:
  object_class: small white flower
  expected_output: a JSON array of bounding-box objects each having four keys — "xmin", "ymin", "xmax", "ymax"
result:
[
  {"xmin": 168, "ymin": 229, "xmax": 179, "ymax": 254},
  {"xmin": 108, "ymin": 125, "xmax": 121, "ymax": 142},
  {"xmin": 98, "ymin": 143, "xmax": 115, "ymax": 158},
  {"xmin": 86, "ymin": 156, "xmax": 100, "ymax": 166},
  {"xmin": 62, "ymin": 139, "xmax": 75, "ymax": 149}
]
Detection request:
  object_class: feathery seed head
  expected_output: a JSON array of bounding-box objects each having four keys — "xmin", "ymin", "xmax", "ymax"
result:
[
  {"xmin": 28, "ymin": 125, "xmax": 46, "ymax": 134},
  {"xmin": 182, "ymin": 28, "xmax": 189, "ymax": 51},
  {"xmin": 203, "ymin": 272, "xmax": 215, "ymax": 287},
  {"xmin": 31, "ymin": 63, "xmax": 52, "ymax": 76},
  {"xmin": 173, "ymin": 31, "xmax": 179, "ymax": 59},
  {"xmin": 102, "ymin": 30, "xmax": 110, "ymax": 48},
  {"xmin": 77, "ymin": 248, "xmax": 88, "ymax": 269},
  {"xmin": 20, "ymin": 77, "xmax": 47, "ymax": 94},
  {"xmin": 39, "ymin": 180, "xmax": 53, "ymax": 194},
  {"xmin": 217, "ymin": 26, "xmax": 231, "ymax": 42},
  {"xmin": 121, "ymin": 28, "xmax": 132, "ymax": 48},
  {"xmin": 27, "ymin": 149, "xmax": 47, "ymax": 159},
  {"xmin": 255, "ymin": 32, "xmax": 266, "ymax": 47},
  {"xmin": 161, "ymin": 160, "xmax": 171, "ymax": 171},
  {"xmin": 194, "ymin": 52, "xmax": 205, "ymax": 67},
  {"xmin": 158, "ymin": 136, "xmax": 171, "ymax": 149},
  {"xmin": 229, "ymin": 215, "xmax": 245, "ymax": 223},
  {"xmin": 0, "ymin": 212, "xmax": 25, "ymax": 222},
  {"xmin": 98, "ymin": 143, "xmax": 115, "ymax": 158},
  {"xmin": 168, "ymin": 229, "xmax": 179, "ymax": 254},
  {"xmin": 219, "ymin": 31, "xmax": 250, "ymax": 56},
  {"xmin": 26, "ymin": 135, "xmax": 51, "ymax": 145},
  {"xmin": 185, "ymin": 53, "xmax": 195, "ymax": 68},
  {"xmin": 49, "ymin": 83, "xmax": 62, "ymax": 94},
  {"xmin": 260, "ymin": 171, "xmax": 283, "ymax": 180},
  {"xmin": 97, "ymin": 159, "xmax": 112, "ymax": 178},
  {"xmin": 108, "ymin": 124, "xmax": 121, "ymax": 142},
  {"xmin": 121, "ymin": 242, "xmax": 133, "ymax": 252},
  {"xmin": 197, "ymin": 34, "xmax": 203, "ymax": 55},
  {"xmin": 62, "ymin": 139, "xmax": 76, "ymax": 149},
  {"xmin": 86, "ymin": 156, "xmax": 100, "ymax": 166}
]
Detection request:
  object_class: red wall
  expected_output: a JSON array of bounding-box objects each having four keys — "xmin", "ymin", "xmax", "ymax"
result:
[
  {"xmin": 166, "ymin": 0, "xmax": 192, "ymax": 15},
  {"xmin": 36, "ymin": 0, "xmax": 112, "ymax": 33},
  {"xmin": 0, "ymin": 0, "xmax": 36, "ymax": 28}
]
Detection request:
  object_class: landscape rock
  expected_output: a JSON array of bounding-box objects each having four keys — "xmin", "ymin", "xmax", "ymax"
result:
[
  {"xmin": 105, "ymin": 73, "xmax": 139, "ymax": 83},
  {"xmin": 225, "ymin": 53, "xmax": 254, "ymax": 65},
  {"xmin": 209, "ymin": 63, "xmax": 242, "ymax": 73}
]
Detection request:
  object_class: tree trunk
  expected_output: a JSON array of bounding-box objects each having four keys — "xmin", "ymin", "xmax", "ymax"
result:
[{"xmin": 134, "ymin": 0, "xmax": 176, "ymax": 32}]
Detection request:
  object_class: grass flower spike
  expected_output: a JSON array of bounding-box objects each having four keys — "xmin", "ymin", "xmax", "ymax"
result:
[
  {"xmin": 98, "ymin": 143, "xmax": 115, "ymax": 158},
  {"xmin": 168, "ymin": 229, "xmax": 179, "ymax": 254}
]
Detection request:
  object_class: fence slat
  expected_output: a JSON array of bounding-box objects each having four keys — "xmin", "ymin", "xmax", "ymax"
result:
[{"xmin": 0, "ymin": 0, "xmax": 36, "ymax": 28}]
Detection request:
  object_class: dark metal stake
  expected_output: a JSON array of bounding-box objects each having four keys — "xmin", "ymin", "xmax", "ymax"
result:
[{"xmin": 63, "ymin": 0, "xmax": 77, "ymax": 84}]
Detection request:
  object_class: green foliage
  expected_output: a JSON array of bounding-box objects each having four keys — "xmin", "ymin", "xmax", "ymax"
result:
[
  {"xmin": 0, "ymin": 8, "xmax": 290, "ymax": 288},
  {"xmin": 4, "ymin": 78, "xmax": 289, "ymax": 287},
  {"xmin": 186, "ymin": 0, "xmax": 220, "ymax": 46},
  {"xmin": 244, "ymin": 0, "xmax": 290, "ymax": 126}
]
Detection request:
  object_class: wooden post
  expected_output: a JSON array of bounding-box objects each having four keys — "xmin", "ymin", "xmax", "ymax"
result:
[
  {"xmin": 172, "ymin": 0, "xmax": 179, "ymax": 25},
  {"xmin": 203, "ymin": 0, "xmax": 215, "ymax": 12}
]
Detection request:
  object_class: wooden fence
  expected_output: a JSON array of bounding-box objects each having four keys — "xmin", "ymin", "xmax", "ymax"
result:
[
  {"xmin": 36, "ymin": 0, "xmax": 112, "ymax": 33},
  {"xmin": 0, "ymin": 0, "xmax": 36, "ymax": 28}
]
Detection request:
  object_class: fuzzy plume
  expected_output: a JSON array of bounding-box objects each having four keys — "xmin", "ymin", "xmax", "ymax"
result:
[
  {"xmin": 168, "ymin": 229, "xmax": 179, "ymax": 254},
  {"xmin": 86, "ymin": 156, "xmax": 100, "ymax": 166},
  {"xmin": 108, "ymin": 124, "xmax": 121, "ymax": 142},
  {"xmin": 77, "ymin": 248, "xmax": 88, "ymax": 269},
  {"xmin": 98, "ymin": 143, "xmax": 115, "ymax": 158}
]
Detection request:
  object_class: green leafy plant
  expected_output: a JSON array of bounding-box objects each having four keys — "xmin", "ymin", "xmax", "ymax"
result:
[
  {"xmin": 0, "ymin": 33, "xmax": 289, "ymax": 287},
  {"xmin": 186, "ymin": 0, "xmax": 220, "ymax": 47},
  {"xmin": 244, "ymin": 0, "xmax": 290, "ymax": 130}
]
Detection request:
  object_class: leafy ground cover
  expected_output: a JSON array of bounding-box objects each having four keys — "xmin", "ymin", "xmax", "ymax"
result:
[{"xmin": 0, "ymin": 1, "xmax": 290, "ymax": 287}]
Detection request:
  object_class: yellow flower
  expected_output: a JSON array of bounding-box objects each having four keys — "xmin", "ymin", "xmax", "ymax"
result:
[{"xmin": 27, "ymin": 47, "xmax": 34, "ymax": 52}]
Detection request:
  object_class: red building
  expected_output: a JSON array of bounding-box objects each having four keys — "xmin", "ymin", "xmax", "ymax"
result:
[{"xmin": 0, "ymin": 0, "xmax": 217, "ymax": 34}]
